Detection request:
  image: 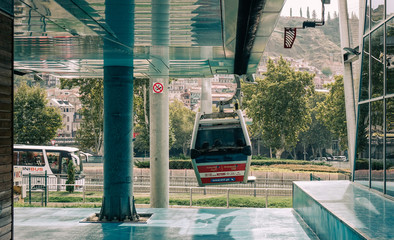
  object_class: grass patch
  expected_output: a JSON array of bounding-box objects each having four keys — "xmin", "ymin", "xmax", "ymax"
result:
[{"xmin": 18, "ymin": 192, "xmax": 292, "ymax": 208}]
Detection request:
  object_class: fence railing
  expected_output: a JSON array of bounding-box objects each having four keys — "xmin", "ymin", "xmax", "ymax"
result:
[{"xmin": 19, "ymin": 175, "xmax": 293, "ymax": 208}]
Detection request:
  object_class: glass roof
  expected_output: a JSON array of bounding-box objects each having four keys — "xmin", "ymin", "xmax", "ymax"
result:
[{"xmin": 14, "ymin": 0, "xmax": 285, "ymax": 78}]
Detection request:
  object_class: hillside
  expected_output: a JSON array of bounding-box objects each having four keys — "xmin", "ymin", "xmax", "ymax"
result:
[{"xmin": 264, "ymin": 16, "xmax": 344, "ymax": 73}]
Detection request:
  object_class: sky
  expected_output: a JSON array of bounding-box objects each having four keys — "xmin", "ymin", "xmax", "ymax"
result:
[{"xmin": 280, "ymin": 0, "xmax": 360, "ymax": 18}]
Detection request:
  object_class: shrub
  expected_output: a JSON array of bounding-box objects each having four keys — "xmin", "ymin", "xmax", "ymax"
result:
[
  {"xmin": 66, "ymin": 160, "xmax": 75, "ymax": 193},
  {"xmin": 134, "ymin": 160, "xmax": 150, "ymax": 168}
]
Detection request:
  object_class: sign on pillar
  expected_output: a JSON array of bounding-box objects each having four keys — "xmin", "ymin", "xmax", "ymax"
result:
[{"xmin": 153, "ymin": 82, "xmax": 164, "ymax": 94}]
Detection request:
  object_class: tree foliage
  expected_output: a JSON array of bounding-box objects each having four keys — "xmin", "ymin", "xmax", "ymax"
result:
[
  {"xmin": 169, "ymin": 100, "xmax": 196, "ymax": 156},
  {"xmin": 66, "ymin": 160, "xmax": 75, "ymax": 193},
  {"xmin": 133, "ymin": 78, "xmax": 151, "ymax": 154},
  {"xmin": 61, "ymin": 78, "xmax": 104, "ymax": 154},
  {"xmin": 243, "ymin": 57, "xmax": 314, "ymax": 158},
  {"xmin": 14, "ymin": 83, "xmax": 62, "ymax": 145},
  {"xmin": 316, "ymin": 75, "xmax": 347, "ymax": 150},
  {"xmin": 322, "ymin": 67, "xmax": 332, "ymax": 77},
  {"xmin": 299, "ymin": 92, "xmax": 332, "ymax": 159}
]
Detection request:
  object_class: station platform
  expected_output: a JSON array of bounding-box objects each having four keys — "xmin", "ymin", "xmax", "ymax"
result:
[
  {"xmin": 15, "ymin": 207, "xmax": 317, "ymax": 240},
  {"xmin": 293, "ymin": 181, "xmax": 394, "ymax": 240}
]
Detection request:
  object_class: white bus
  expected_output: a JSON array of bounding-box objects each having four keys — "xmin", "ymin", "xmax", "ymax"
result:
[{"xmin": 13, "ymin": 145, "xmax": 86, "ymax": 189}]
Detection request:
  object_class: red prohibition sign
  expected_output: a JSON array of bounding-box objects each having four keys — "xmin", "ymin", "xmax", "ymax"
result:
[{"xmin": 153, "ymin": 82, "xmax": 164, "ymax": 93}]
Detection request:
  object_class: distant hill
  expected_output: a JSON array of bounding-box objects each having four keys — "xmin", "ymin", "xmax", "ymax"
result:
[{"xmin": 263, "ymin": 16, "xmax": 345, "ymax": 73}]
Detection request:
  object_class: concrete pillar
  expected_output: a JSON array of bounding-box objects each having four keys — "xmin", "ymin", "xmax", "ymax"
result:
[
  {"xmin": 150, "ymin": 0, "xmax": 170, "ymax": 208},
  {"xmin": 100, "ymin": 0, "xmax": 135, "ymax": 221},
  {"xmin": 338, "ymin": 0, "xmax": 357, "ymax": 176},
  {"xmin": 201, "ymin": 79, "xmax": 212, "ymax": 114}
]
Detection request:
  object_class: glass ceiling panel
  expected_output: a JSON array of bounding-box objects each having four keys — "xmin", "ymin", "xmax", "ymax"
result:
[{"xmin": 14, "ymin": 0, "xmax": 285, "ymax": 78}]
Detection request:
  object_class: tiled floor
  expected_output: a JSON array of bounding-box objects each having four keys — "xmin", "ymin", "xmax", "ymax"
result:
[{"xmin": 14, "ymin": 207, "xmax": 317, "ymax": 240}]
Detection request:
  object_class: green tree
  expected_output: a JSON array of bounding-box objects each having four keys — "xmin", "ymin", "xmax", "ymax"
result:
[
  {"xmin": 61, "ymin": 78, "xmax": 152, "ymax": 155},
  {"xmin": 317, "ymin": 75, "xmax": 347, "ymax": 150},
  {"xmin": 312, "ymin": 9, "xmax": 317, "ymax": 20},
  {"xmin": 322, "ymin": 67, "xmax": 332, "ymax": 77},
  {"xmin": 299, "ymin": 92, "xmax": 332, "ymax": 159},
  {"xmin": 66, "ymin": 160, "xmax": 75, "ymax": 193},
  {"xmin": 61, "ymin": 78, "xmax": 104, "ymax": 154},
  {"xmin": 307, "ymin": 7, "xmax": 310, "ymax": 19},
  {"xmin": 14, "ymin": 83, "xmax": 62, "ymax": 145},
  {"xmin": 133, "ymin": 79, "xmax": 151, "ymax": 155},
  {"xmin": 243, "ymin": 57, "xmax": 314, "ymax": 158},
  {"xmin": 169, "ymin": 100, "xmax": 196, "ymax": 156}
]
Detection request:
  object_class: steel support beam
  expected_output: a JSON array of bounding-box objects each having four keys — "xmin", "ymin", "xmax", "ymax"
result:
[
  {"xmin": 338, "ymin": 0, "xmax": 357, "ymax": 177},
  {"xmin": 100, "ymin": 0, "xmax": 135, "ymax": 221},
  {"xmin": 201, "ymin": 79, "xmax": 213, "ymax": 114},
  {"xmin": 149, "ymin": 0, "xmax": 170, "ymax": 208}
]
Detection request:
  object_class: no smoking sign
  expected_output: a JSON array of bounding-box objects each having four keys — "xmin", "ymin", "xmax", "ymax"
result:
[{"xmin": 153, "ymin": 82, "xmax": 164, "ymax": 94}]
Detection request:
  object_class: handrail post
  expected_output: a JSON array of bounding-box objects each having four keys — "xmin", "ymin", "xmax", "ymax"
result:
[
  {"xmin": 190, "ymin": 188, "xmax": 192, "ymax": 207},
  {"xmin": 44, "ymin": 170, "xmax": 47, "ymax": 206},
  {"xmin": 254, "ymin": 181, "xmax": 256, "ymax": 197},
  {"xmin": 227, "ymin": 189, "xmax": 230, "ymax": 208},
  {"xmin": 265, "ymin": 189, "xmax": 268, "ymax": 208},
  {"xmin": 29, "ymin": 173, "xmax": 31, "ymax": 205},
  {"xmin": 83, "ymin": 183, "xmax": 86, "ymax": 203}
]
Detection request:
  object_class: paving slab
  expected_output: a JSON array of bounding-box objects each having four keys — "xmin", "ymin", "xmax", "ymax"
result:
[{"xmin": 15, "ymin": 207, "xmax": 317, "ymax": 240}]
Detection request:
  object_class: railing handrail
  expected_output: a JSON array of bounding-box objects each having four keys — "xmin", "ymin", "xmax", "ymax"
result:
[{"xmin": 22, "ymin": 182, "xmax": 293, "ymax": 191}]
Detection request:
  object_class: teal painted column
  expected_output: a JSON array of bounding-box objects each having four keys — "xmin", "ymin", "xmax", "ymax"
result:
[
  {"xmin": 149, "ymin": 0, "xmax": 170, "ymax": 208},
  {"xmin": 99, "ymin": 0, "xmax": 135, "ymax": 221}
]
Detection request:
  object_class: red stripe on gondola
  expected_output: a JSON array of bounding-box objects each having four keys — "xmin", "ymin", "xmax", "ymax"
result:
[
  {"xmin": 201, "ymin": 176, "xmax": 244, "ymax": 184},
  {"xmin": 197, "ymin": 163, "xmax": 246, "ymax": 173}
]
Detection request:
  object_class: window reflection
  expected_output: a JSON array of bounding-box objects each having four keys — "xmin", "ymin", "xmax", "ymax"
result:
[
  {"xmin": 355, "ymin": 103, "xmax": 370, "ymax": 187},
  {"xmin": 387, "ymin": 18, "xmax": 394, "ymax": 94},
  {"xmin": 371, "ymin": 0, "xmax": 384, "ymax": 28},
  {"xmin": 371, "ymin": 26, "xmax": 384, "ymax": 98},
  {"xmin": 386, "ymin": 98, "xmax": 394, "ymax": 196},
  {"xmin": 371, "ymin": 100, "xmax": 384, "ymax": 192},
  {"xmin": 388, "ymin": 1, "xmax": 394, "ymax": 18},
  {"xmin": 365, "ymin": 0, "xmax": 370, "ymax": 33},
  {"xmin": 360, "ymin": 50, "xmax": 369, "ymax": 101}
]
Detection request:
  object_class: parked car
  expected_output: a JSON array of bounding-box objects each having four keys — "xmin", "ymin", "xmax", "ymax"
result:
[{"xmin": 333, "ymin": 156, "xmax": 347, "ymax": 161}]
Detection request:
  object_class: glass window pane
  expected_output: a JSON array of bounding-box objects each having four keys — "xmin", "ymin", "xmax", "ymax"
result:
[
  {"xmin": 371, "ymin": 100, "xmax": 384, "ymax": 192},
  {"xmin": 386, "ymin": 98, "xmax": 394, "ymax": 196},
  {"xmin": 387, "ymin": 18, "xmax": 394, "ymax": 94},
  {"xmin": 46, "ymin": 151, "xmax": 61, "ymax": 174},
  {"xmin": 371, "ymin": 0, "xmax": 384, "ymax": 28},
  {"xmin": 371, "ymin": 26, "xmax": 384, "ymax": 98},
  {"xmin": 355, "ymin": 103, "xmax": 370, "ymax": 187},
  {"xmin": 364, "ymin": 0, "xmax": 370, "ymax": 33},
  {"xmin": 360, "ymin": 51, "xmax": 370, "ymax": 101},
  {"xmin": 388, "ymin": 1, "xmax": 394, "ymax": 18}
]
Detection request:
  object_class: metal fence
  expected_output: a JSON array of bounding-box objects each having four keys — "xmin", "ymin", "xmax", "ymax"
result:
[{"xmin": 18, "ymin": 174, "xmax": 293, "ymax": 208}]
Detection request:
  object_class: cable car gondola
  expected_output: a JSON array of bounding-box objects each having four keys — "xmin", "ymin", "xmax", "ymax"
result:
[{"xmin": 190, "ymin": 109, "xmax": 252, "ymax": 186}]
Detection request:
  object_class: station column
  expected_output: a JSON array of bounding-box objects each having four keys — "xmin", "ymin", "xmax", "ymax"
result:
[
  {"xmin": 149, "ymin": 0, "xmax": 170, "ymax": 208},
  {"xmin": 338, "ymin": 0, "xmax": 357, "ymax": 172},
  {"xmin": 100, "ymin": 0, "xmax": 136, "ymax": 221},
  {"xmin": 201, "ymin": 79, "xmax": 213, "ymax": 114}
]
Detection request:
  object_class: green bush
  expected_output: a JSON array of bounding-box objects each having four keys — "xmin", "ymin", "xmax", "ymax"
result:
[
  {"xmin": 251, "ymin": 159, "xmax": 329, "ymax": 166},
  {"xmin": 134, "ymin": 160, "xmax": 192, "ymax": 169},
  {"xmin": 134, "ymin": 160, "xmax": 150, "ymax": 168},
  {"xmin": 355, "ymin": 159, "xmax": 369, "ymax": 170},
  {"xmin": 169, "ymin": 160, "xmax": 192, "ymax": 169},
  {"xmin": 66, "ymin": 160, "xmax": 75, "ymax": 193},
  {"xmin": 134, "ymin": 158, "xmax": 329, "ymax": 169}
]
